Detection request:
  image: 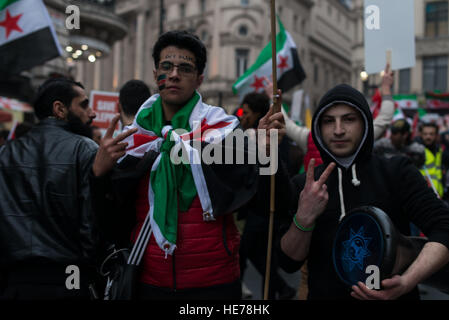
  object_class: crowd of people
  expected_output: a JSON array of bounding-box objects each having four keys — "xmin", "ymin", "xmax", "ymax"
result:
[{"xmin": 1, "ymin": 29, "xmax": 449, "ymax": 301}]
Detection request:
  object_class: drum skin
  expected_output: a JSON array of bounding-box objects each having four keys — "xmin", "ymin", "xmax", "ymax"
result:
[
  {"xmin": 332, "ymin": 206, "xmax": 399, "ymax": 287},
  {"xmin": 332, "ymin": 206, "xmax": 449, "ymax": 293}
]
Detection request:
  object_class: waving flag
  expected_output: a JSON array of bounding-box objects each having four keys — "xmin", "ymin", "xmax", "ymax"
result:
[
  {"xmin": 0, "ymin": 0, "xmax": 61, "ymax": 75},
  {"xmin": 394, "ymin": 94, "xmax": 418, "ymax": 109},
  {"xmin": 426, "ymin": 92, "xmax": 449, "ymax": 109},
  {"xmin": 232, "ymin": 18, "xmax": 306, "ymax": 100}
]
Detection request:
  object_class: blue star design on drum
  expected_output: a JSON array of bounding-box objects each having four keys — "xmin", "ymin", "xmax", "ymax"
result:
[{"xmin": 341, "ymin": 227, "xmax": 372, "ymax": 272}]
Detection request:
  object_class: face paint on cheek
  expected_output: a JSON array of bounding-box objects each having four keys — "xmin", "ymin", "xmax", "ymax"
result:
[{"xmin": 157, "ymin": 74, "xmax": 167, "ymax": 91}]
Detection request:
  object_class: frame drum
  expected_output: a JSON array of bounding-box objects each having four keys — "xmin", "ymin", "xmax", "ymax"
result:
[{"xmin": 332, "ymin": 206, "xmax": 449, "ymax": 293}]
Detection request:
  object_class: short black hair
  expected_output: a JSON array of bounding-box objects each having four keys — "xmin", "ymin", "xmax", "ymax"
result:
[
  {"xmin": 241, "ymin": 92, "xmax": 270, "ymax": 129},
  {"xmin": 33, "ymin": 78, "xmax": 84, "ymax": 120},
  {"xmin": 242, "ymin": 92, "xmax": 270, "ymax": 115},
  {"xmin": 119, "ymin": 80, "xmax": 151, "ymax": 116},
  {"xmin": 390, "ymin": 119, "xmax": 410, "ymax": 134},
  {"xmin": 419, "ymin": 122, "xmax": 439, "ymax": 134},
  {"xmin": 152, "ymin": 30, "xmax": 207, "ymax": 75}
]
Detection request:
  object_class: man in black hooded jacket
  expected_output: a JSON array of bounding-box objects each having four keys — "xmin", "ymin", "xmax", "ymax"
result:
[{"xmin": 279, "ymin": 84, "xmax": 449, "ymax": 300}]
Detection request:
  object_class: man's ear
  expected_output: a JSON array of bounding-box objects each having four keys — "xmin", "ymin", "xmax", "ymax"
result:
[
  {"xmin": 53, "ymin": 101, "xmax": 67, "ymax": 120},
  {"xmin": 153, "ymin": 69, "xmax": 157, "ymax": 82}
]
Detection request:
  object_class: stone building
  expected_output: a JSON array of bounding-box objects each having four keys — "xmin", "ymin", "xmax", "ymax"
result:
[
  {"xmin": 352, "ymin": 0, "xmax": 449, "ymax": 99},
  {"xmin": 0, "ymin": 0, "xmax": 127, "ymax": 127},
  {"xmin": 75, "ymin": 0, "xmax": 358, "ymax": 114}
]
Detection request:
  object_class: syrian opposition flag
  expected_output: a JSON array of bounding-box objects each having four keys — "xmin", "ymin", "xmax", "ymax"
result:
[
  {"xmin": 393, "ymin": 94, "xmax": 418, "ymax": 109},
  {"xmin": 426, "ymin": 92, "xmax": 449, "ymax": 109},
  {"xmin": 232, "ymin": 18, "xmax": 306, "ymax": 100},
  {"xmin": 0, "ymin": 0, "xmax": 62, "ymax": 75},
  {"xmin": 118, "ymin": 92, "xmax": 258, "ymax": 258}
]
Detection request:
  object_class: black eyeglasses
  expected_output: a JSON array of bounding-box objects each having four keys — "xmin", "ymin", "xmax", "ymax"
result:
[{"xmin": 158, "ymin": 61, "xmax": 197, "ymax": 76}]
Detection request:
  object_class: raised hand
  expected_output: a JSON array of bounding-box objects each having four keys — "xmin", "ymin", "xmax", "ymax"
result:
[
  {"xmin": 257, "ymin": 89, "xmax": 286, "ymax": 153},
  {"xmin": 380, "ymin": 63, "xmax": 394, "ymax": 96},
  {"xmin": 92, "ymin": 114, "xmax": 137, "ymax": 177},
  {"xmin": 295, "ymin": 159, "xmax": 336, "ymax": 228}
]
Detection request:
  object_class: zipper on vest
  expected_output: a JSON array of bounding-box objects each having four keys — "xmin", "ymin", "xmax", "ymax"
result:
[
  {"xmin": 172, "ymin": 250, "xmax": 177, "ymax": 291},
  {"xmin": 222, "ymin": 216, "xmax": 232, "ymax": 256}
]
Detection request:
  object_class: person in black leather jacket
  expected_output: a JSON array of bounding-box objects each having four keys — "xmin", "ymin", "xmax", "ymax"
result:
[{"xmin": 0, "ymin": 78, "xmax": 99, "ymax": 300}]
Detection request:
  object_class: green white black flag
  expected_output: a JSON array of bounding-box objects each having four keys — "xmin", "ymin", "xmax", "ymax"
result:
[
  {"xmin": 0, "ymin": 0, "xmax": 62, "ymax": 75},
  {"xmin": 232, "ymin": 18, "xmax": 306, "ymax": 100}
]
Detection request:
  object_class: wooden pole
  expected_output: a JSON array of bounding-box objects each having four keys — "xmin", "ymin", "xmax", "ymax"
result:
[{"xmin": 263, "ymin": 0, "xmax": 280, "ymax": 300}]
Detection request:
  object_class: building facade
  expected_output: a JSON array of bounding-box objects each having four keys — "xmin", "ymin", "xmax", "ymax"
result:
[
  {"xmin": 353, "ymin": 0, "xmax": 449, "ymax": 100},
  {"xmin": 74, "ymin": 0, "xmax": 359, "ymax": 115}
]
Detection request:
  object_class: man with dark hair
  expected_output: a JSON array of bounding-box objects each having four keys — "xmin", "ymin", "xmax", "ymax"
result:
[
  {"xmin": 33, "ymin": 78, "xmax": 95, "ymax": 138},
  {"xmin": 239, "ymin": 92, "xmax": 271, "ymax": 130},
  {"xmin": 93, "ymin": 30, "xmax": 285, "ymax": 300},
  {"xmin": 418, "ymin": 122, "xmax": 449, "ymax": 198},
  {"xmin": 118, "ymin": 80, "xmax": 151, "ymax": 127},
  {"xmin": 280, "ymin": 84, "xmax": 449, "ymax": 300},
  {"xmin": 237, "ymin": 91, "xmax": 296, "ymax": 299},
  {"xmin": 0, "ymin": 78, "xmax": 99, "ymax": 300},
  {"xmin": 373, "ymin": 119, "xmax": 425, "ymax": 168}
]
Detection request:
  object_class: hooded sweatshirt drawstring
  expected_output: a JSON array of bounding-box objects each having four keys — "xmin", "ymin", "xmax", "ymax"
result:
[
  {"xmin": 351, "ymin": 163, "xmax": 361, "ymax": 186},
  {"xmin": 337, "ymin": 168, "xmax": 345, "ymax": 222},
  {"xmin": 338, "ymin": 164, "xmax": 361, "ymax": 222}
]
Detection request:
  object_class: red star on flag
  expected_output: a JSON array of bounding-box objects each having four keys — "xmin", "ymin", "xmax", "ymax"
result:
[
  {"xmin": 250, "ymin": 75, "xmax": 266, "ymax": 92},
  {"xmin": 277, "ymin": 55, "xmax": 289, "ymax": 73},
  {"xmin": 0, "ymin": 9, "xmax": 23, "ymax": 39}
]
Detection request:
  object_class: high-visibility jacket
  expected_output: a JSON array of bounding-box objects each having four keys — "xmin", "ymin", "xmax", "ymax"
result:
[{"xmin": 420, "ymin": 147, "xmax": 444, "ymax": 198}]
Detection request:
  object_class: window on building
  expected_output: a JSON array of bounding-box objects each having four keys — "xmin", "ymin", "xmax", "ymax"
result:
[
  {"xmin": 301, "ymin": 19, "xmax": 306, "ymax": 35},
  {"xmin": 236, "ymin": 49, "xmax": 249, "ymax": 78},
  {"xmin": 238, "ymin": 25, "xmax": 248, "ymax": 36},
  {"xmin": 180, "ymin": 3, "xmax": 186, "ymax": 18},
  {"xmin": 241, "ymin": 0, "xmax": 249, "ymax": 6},
  {"xmin": 398, "ymin": 68, "xmax": 411, "ymax": 94},
  {"xmin": 423, "ymin": 56, "xmax": 448, "ymax": 92},
  {"xmin": 328, "ymin": 4, "xmax": 333, "ymax": 16},
  {"xmin": 293, "ymin": 14, "xmax": 298, "ymax": 32},
  {"xmin": 314, "ymin": 64, "xmax": 319, "ymax": 85},
  {"xmin": 201, "ymin": 30, "xmax": 208, "ymax": 42},
  {"xmin": 200, "ymin": 0, "xmax": 206, "ymax": 13},
  {"xmin": 425, "ymin": 1, "xmax": 448, "ymax": 37}
]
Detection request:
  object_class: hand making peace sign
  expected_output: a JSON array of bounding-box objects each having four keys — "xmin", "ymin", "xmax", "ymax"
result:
[
  {"xmin": 92, "ymin": 114, "xmax": 138, "ymax": 177},
  {"xmin": 295, "ymin": 159, "xmax": 336, "ymax": 228}
]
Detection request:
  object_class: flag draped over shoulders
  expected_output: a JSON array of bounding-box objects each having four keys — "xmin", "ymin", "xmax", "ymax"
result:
[{"xmin": 119, "ymin": 92, "xmax": 258, "ymax": 255}]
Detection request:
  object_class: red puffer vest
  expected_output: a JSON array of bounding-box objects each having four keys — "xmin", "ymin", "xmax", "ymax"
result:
[{"xmin": 131, "ymin": 173, "xmax": 241, "ymax": 290}]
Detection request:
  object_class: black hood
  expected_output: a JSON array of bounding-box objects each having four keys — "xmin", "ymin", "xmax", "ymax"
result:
[{"xmin": 312, "ymin": 84, "xmax": 373, "ymax": 169}]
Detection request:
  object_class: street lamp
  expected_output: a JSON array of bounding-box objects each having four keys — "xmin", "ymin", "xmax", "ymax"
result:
[{"xmin": 360, "ymin": 71, "xmax": 368, "ymax": 82}]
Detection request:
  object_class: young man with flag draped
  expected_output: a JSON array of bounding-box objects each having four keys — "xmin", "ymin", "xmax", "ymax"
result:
[{"xmin": 92, "ymin": 30, "xmax": 285, "ymax": 299}]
